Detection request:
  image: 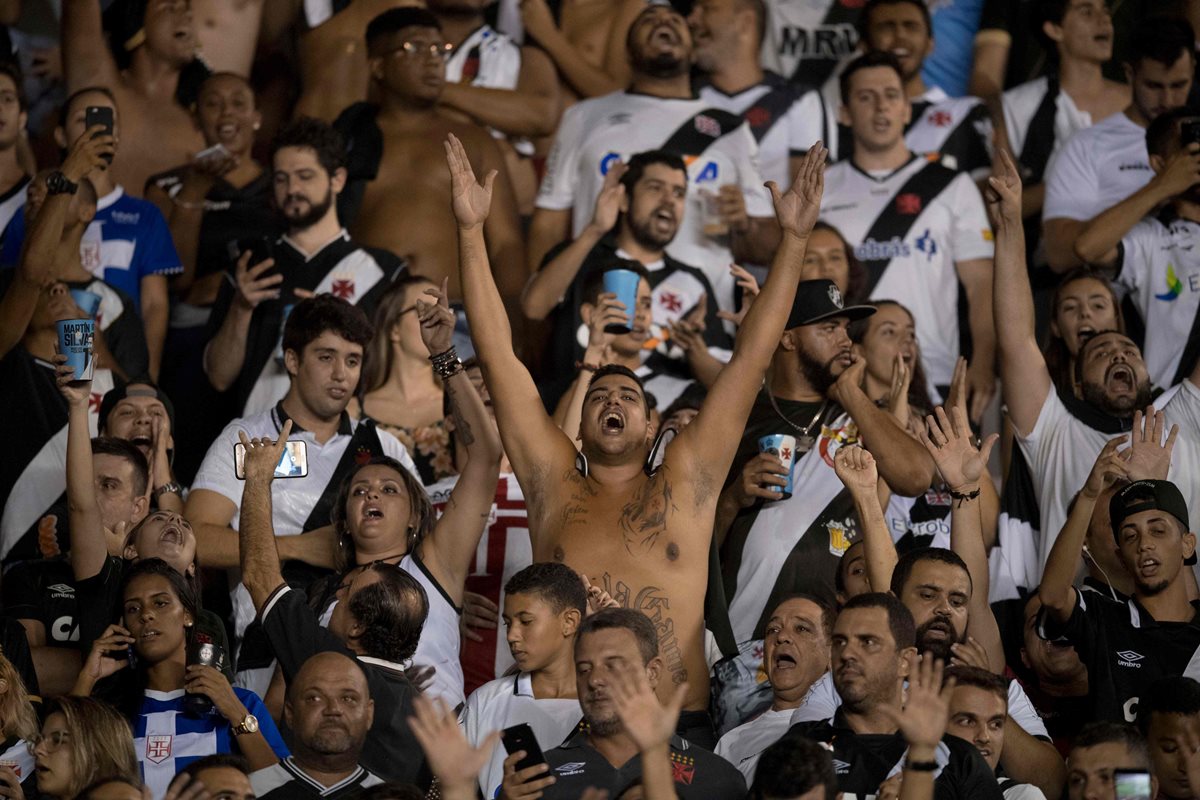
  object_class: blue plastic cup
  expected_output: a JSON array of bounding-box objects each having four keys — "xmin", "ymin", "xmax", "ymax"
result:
[
  {"xmin": 69, "ymin": 289, "xmax": 101, "ymax": 318},
  {"xmin": 602, "ymin": 269, "xmax": 640, "ymax": 334},
  {"xmin": 758, "ymin": 434, "xmax": 798, "ymax": 500},
  {"xmin": 56, "ymin": 318, "xmax": 95, "ymax": 381}
]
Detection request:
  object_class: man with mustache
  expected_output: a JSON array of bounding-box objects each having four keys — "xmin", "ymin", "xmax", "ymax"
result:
[
  {"xmin": 249, "ymin": 652, "xmax": 384, "ymax": 798},
  {"xmin": 711, "ymin": 278, "xmax": 932, "ymax": 731},
  {"xmin": 204, "ymin": 117, "xmax": 405, "ymax": 418}
]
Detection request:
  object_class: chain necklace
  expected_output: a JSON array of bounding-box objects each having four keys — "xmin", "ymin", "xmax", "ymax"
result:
[{"xmin": 764, "ymin": 381, "xmax": 828, "ymax": 453}]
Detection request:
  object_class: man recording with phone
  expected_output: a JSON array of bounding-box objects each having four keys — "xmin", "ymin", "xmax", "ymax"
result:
[
  {"xmin": 187, "ymin": 294, "xmax": 417, "ymax": 689},
  {"xmin": 1074, "ymin": 108, "xmax": 1200, "ymax": 388}
]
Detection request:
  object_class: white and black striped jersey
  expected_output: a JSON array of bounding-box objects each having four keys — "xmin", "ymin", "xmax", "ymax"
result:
[
  {"xmin": 252, "ymin": 758, "xmax": 383, "ymax": 799},
  {"xmin": 905, "ymin": 87, "xmax": 991, "ymax": 178},
  {"xmin": 760, "ymin": 0, "xmax": 862, "ymax": 91},
  {"xmin": 819, "ymin": 154, "xmax": 994, "ymax": 387},
  {"xmin": 1002, "ymin": 77, "xmax": 1095, "ymax": 188},
  {"xmin": 1043, "ymin": 111, "xmax": 1151, "ymax": 224},
  {"xmin": 714, "ymin": 706, "xmax": 794, "ymax": 784}
]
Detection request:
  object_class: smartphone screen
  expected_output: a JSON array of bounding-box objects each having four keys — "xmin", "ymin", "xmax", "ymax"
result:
[
  {"xmin": 84, "ymin": 106, "xmax": 115, "ymax": 163},
  {"xmin": 1114, "ymin": 769, "xmax": 1152, "ymax": 800},
  {"xmin": 501, "ymin": 724, "xmax": 547, "ymax": 773},
  {"xmin": 234, "ymin": 440, "xmax": 308, "ymax": 480}
]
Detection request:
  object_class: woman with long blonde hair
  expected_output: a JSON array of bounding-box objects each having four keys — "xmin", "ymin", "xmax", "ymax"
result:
[{"xmin": 31, "ymin": 696, "xmax": 138, "ymax": 799}]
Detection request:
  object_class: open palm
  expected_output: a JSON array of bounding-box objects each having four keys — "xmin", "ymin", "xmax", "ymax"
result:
[
  {"xmin": 770, "ymin": 142, "xmax": 827, "ymax": 237},
  {"xmin": 445, "ymin": 133, "xmax": 496, "ymax": 229}
]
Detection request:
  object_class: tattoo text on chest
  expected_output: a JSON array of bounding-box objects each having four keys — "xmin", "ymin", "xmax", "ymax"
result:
[{"xmin": 599, "ymin": 573, "xmax": 687, "ymax": 686}]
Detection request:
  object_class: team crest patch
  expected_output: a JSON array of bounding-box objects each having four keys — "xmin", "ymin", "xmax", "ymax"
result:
[
  {"xmin": 818, "ymin": 420, "xmax": 860, "ymax": 468},
  {"xmin": 828, "ymin": 284, "xmax": 843, "ymax": 308},
  {"xmin": 694, "ymin": 114, "xmax": 721, "ymax": 138},
  {"xmin": 896, "ymin": 193, "xmax": 922, "ymax": 215},
  {"xmin": 145, "ymin": 735, "xmax": 172, "ymax": 764},
  {"xmin": 745, "ymin": 106, "xmax": 771, "ymax": 128},
  {"xmin": 826, "ymin": 517, "xmax": 855, "ymax": 557},
  {"xmin": 331, "ymin": 278, "xmax": 356, "ymax": 300},
  {"xmin": 671, "ymin": 762, "xmax": 695, "ymax": 784}
]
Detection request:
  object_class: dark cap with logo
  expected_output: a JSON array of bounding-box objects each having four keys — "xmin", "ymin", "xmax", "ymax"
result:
[
  {"xmin": 1109, "ymin": 479, "xmax": 1190, "ymax": 538},
  {"xmin": 786, "ymin": 279, "xmax": 875, "ymax": 330}
]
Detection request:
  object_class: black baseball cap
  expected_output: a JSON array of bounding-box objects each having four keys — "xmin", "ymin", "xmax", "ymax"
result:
[
  {"xmin": 1109, "ymin": 479, "xmax": 1191, "ymax": 539},
  {"xmin": 786, "ymin": 279, "xmax": 875, "ymax": 330},
  {"xmin": 99, "ymin": 381, "xmax": 176, "ymax": 435}
]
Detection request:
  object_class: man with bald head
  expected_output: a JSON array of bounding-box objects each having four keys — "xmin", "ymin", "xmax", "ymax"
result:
[{"xmin": 250, "ymin": 652, "xmax": 383, "ymax": 798}]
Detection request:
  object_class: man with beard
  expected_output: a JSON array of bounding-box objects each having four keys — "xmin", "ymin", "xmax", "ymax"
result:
[
  {"xmin": 787, "ymin": 593, "xmax": 1002, "ymax": 800},
  {"xmin": 1075, "ymin": 107, "xmax": 1200, "ymax": 388},
  {"xmin": 523, "ymin": 150, "xmax": 730, "ymax": 410},
  {"xmin": 529, "ymin": 3, "xmax": 778, "ymax": 314},
  {"xmin": 988, "ymin": 146, "xmax": 1200, "ymax": 597},
  {"xmin": 249, "ymin": 652, "xmax": 384, "ymax": 798},
  {"xmin": 710, "ymin": 278, "xmax": 932, "ymax": 731},
  {"xmin": 205, "ymin": 117, "xmax": 405, "ymax": 417},
  {"xmin": 334, "ymin": 8, "xmax": 525, "ymax": 318},
  {"xmin": 501, "ymin": 609, "xmax": 746, "ymax": 799},
  {"xmin": 1040, "ymin": 463, "xmax": 1200, "ymax": 723}
]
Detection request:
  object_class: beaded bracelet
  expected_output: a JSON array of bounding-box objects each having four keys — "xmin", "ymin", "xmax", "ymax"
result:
[{"xmin": 429, "ymin": 346, "xmax": 463, "ymax": 379}]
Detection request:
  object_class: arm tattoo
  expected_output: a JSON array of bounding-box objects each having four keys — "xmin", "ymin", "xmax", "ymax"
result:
[{"xmin": 445, "ymin": 381, "xmax": 475, "ymax": 447}]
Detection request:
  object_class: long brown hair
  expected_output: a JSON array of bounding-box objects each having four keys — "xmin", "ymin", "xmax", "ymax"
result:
[
  {"xmin": 847, "ymin": 299, "xmax": 935, "ymax": 417},
  {"xmin": 1043, "ymin": 269, "xmax": 1125, "ymax": 395},
  {"xmin": 0, "ymin": 650, "xmax": 36, "ymax": 741},
  {"xmin": 360, "ymin": 274, "xmax": 438, "ymax": 396},
  {"xmin": 42, "ymin": 696, "xmax": 138, "ymax": 799},
  {"xmin": 331, "ymin": 457, "xmax": 434, "ymax": 571}
]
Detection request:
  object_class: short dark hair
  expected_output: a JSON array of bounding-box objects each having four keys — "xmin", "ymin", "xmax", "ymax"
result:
[
  {"xmin": 63, "ymin": 86, "xmax": 117, "ymax": 121},
  {"xmin": 576, "ymin": 608, "xmax": 658, "ymax": 665},
  {"xmin": 282, "ymin": 294, "xmax": 374, "ymax": 360},
  {"xmin": 0, "ymin": 62, "xmax": 26, "ymax": 112},
  {"xmin": 768, "ymin": 593, "xmax": 835, "ymax": 642},
  {"xmin": 586, "ymin": 363, "xmax": 650, "ymax": 415},
  {"xmin": 350, "ymin": 562, "xmax": 428, "ymax": 664},
  {"xmin": 1040, "ymin": 0, "xmax": 1070, "ymax": 26},
  {"xmin": 1147, "ymin": 106, "xmax": 1199, "ymax": 158},
  {"xmin": 620, "ymin": 150, "xmax": 687, "ymax": 195},
  {"xmin": 1073, "ymin": 721, "xmax": 1151, "ymax": 768},
  {"xmin": 177, "ymin": 754, "xmax": 250, "ymax": 782},
  {"xmin": 581, "ymin": 261, "xmax": 651, "ymax": 307},
  {"xmin": 946, "ymin": 665, "xmax": 1009, "ymax": 705},
  {"xmin": 839, "ymin": 592, "xmax": 916, "ymax": 649},
  {"xmin": 91, "ymin": 436, "xmax": 150, "ymax": 497},
  {"xmin": 890, "ymin": 548, "xmax": 972, "ymax": 598},
  {"xmin": 750, "ymin": 734, "xmax": 838, "ymax": 800},
  {"xmin": 271, "ymin": 116, "xmax": 347, "ymax": 176},
  {"xmin": 505, "ymin": 563, "xmax": 588, "ymax": 616},
  {"xmin": 1073, "ymin": 329, "xmax": 1133, "ymax": 385},
  {"xmin": 840, "ymin": 50, "xmax": 905, "ymax": 105},
  {"xmin": 365, "ymin": 7, "xmax": 441, "ymax": 54},
  {"xmin": 860, "ymin": 0, "xmax": 932, "ymax": 41},
  {"xmin": 1127, "ymin": 17, "xmax": 1195, "ymax": 72},
  {"xmin": 1139, "ymin": 677, "xmax": 1200, "ymax": 733}
]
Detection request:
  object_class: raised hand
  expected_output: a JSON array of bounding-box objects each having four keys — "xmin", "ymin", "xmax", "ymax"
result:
[
  {"xmin": 917, "ymin": 405, "xmax": 998, "ymax": 494},
  {"xmin": 834, "ymin": 445, "xmax": 879, "ymax": 499},
  {"xmin": 769, "ymin": 142, "xmax": 827, "ymax": 238},
  {"xmin": 54, "ymin": 354, "xmax": 91, "ymax": 407},
  {"xmin": 445, "ymin": 133, "xmax": 497, "ymax": 230},
  {"xmin": 231, "ymin": 249, "xmax": 281, "ymax": 312},
  {"xmin": 237, "ymin": 419, "xmax": 292, "ymax": 484},
  {"xmin": 880, "ymin": 651, "xmax": 954, "ymax": 752},
  {"xmin": 417, "ymin": 278, "xmax": 456, "ymax": 356},
  {"xmin": 81, "ymin": 623, "xmax": 134, "ymax": 684},
  {"xmin": 61, "ymin": 124, "xmax": 115, "ymax": 182},
  {"xmin": 949, "ymin": 636, "xmax": 991, "ymax": 671},
  {"xmin": 609, "ymin": 662, "xmax": 686, "ymax": 753},
  {"xmin": 589, "ymin": 160, "xmax": 627, "ymax": 235},
  {"xmin": 985, "ymin": 148, "xmax": 1023, "ymax": 230},
  {"xmin": 1123, "ymin": 406, "xmax": 1178, "ymax": 481},
  {"xmin": 409, "ymin": 694, "xmax": 500, "ymax": 792},
  {"xmin": 585, "ymin": 292, "xmax": 626, "ymax": 354},
  {"xmin": 887, "ymin": 354, "xmax": 912, "ymax": 424},
  {"xmin": 716, "ymin": 264, "xmax": 760, "ymax": 327},
  {"xmin": 1082, "ymin": 436, "xmax": 1131, "ymax": 499},
  {"xmin": 582, "ymin": 574, "xmax": 620, "ymax": 615}
]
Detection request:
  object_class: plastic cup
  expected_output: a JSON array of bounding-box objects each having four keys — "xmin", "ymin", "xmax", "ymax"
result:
[
  {"xmin": 56, "ymin": 319, "xmax": 95, "ymax": 381},
  {"xmin": 69, "ymin": 289, "xmax": 101, "ymax": 318},
  {"xmin": 758, "ymin": 434, "xmax": 797, "ymax": 499},
  {"xmin": 701, "ymin": 189, "xmax": 729, "ymax": 238},
  {"xmin": 602, "ymin": 269, "xmax": 640, "ymax": 334}
]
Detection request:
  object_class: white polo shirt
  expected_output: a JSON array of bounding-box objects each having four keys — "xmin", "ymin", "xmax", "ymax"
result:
[
  {"xmin": 1043, "ymin": 112, "xmax": 1151, "ymax": 223},
  {"xmin": 714, "ymin": 706, "xmax": 795, "ymax": 784}
]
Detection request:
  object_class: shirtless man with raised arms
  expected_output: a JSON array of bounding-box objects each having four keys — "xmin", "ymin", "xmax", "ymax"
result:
[{"xmin": 446, "ymin": 132, "xmax": 828, "ymax": 736}]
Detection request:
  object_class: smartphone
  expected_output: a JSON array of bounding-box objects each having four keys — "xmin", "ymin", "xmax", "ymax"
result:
[
  {"xmin": 194, "ymin": 142, "xmax": 231, "ymax": 163},
  {"xmin": 228, "ymin": 235, "xmax": 275, "ymax": 268},
  {"xmin": 234, "ymin": 440, "xmax": 308, "ymax": 480},
  {"xmin": 84, "ymin": 106, "xmax": 115, "ymax": 164},
  {"xmin": 1114, "ymin": 769, "xmax": 1153, "ymax": 800},
  {"xmin": 501, "ymin": 724, "xmax": 547, "ymax": 773}
]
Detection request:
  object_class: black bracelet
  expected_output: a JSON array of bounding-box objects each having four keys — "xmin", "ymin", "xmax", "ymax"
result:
[
  {"xmin": 429, "ymin": 346, "xmax": 463, "ymax": 379},
  {"xmin": 948, "ymin": 487, "xmax": 981, "ymax": 507},
  {"xmin": 905, "ymin": 759, "xmax": 938, "ymax": 772}
]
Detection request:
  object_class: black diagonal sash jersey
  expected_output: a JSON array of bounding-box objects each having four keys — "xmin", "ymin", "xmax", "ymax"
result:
[
  {"xmin": 1038, "ymin": 588, "xmax": 1200, "ymax": 723},
  {"xmin": 762, "ymin": 0, "xmax": 862, "ymax": 91},
  {"xmin": 787, "ymin": 710, "xmax": 1005, "ymax": 800}
]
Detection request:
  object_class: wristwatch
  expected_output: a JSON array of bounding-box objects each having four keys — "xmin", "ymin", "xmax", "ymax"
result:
[
  {"xmin": 232, "ymin": 714, "xmax": 259, "ymax": 736},
  {"xmin": 152, "ymin": 481, "xmax": 183, "ymax": 500},
  {"xmin": 46, "ymin": 171, "xmax": 78, "ymax": 196}
]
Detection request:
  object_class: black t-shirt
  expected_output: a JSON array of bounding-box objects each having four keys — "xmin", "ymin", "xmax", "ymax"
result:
[
  {"xmin": 258, "ymin": 585, "xmax": 428, "ymax": 788},
  {"xmin": 543, "ymin": 729, "xmax": 746, "ymax": 800},
  {"xmin": 205, "ymin": 232, "xmax": 403, "ymax": 413},
  {"xmin": 146, "ymin": 168, "xmax": 278, "ymax": 286},
  {"xmin": 3, "ymin": 559, "xmax": 80, "ymax": 648},
  {"xmin": 1038, "ymin": 587, "xmax": 1200, "ymax": 723},
  {"xmin": 787, "ymin": 710, "xmax": 1004, "ymax": 800}
]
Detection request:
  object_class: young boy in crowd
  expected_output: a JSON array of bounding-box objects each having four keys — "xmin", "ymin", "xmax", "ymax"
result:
[{"xmin": 461, "ymin": 562, "xmax": 587, "ymax": 799}]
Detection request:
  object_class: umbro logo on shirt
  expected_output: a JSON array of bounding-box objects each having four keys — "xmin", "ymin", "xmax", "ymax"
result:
[
  {"xmin": 832, "ymin": 759, "xmax": 851, "ymax": 774},
  {"xmin": 556, "ymin": 762, "xmax": 586, "ymax": 776},
  {"xmin": 1117, "ymin": 650, "xmax": 1144, "ymax": 668},
  {"xmin": 47, "ymin": 583, "xmax": 74, "ymax": 596}
]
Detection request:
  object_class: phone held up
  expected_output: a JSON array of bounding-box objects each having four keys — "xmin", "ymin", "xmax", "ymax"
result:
[
  {"xmin": 1114, "ymin": 769, "xmax": 1153, "ymax": 800},
  {"xmin": 234, "ymin": 440, "xmax": 308, "ymax": 480},
  {"xmin": 84, "ymin": 106, "xmax": 115, "ymax": 164},
  {"xmin": 501, "ymin": 724, "xmax": 547, "ymax": 773}
]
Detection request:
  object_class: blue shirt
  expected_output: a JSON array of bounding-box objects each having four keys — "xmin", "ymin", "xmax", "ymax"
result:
[
  {"xmin": 2, "ymin": 186, "xmax": 181, "ymax": 309},
  {"xmin": 923, "ymin": 0, "xmax": 985, "ymax": 98},
  {"xmin": 134, "ymin": 686, "xmax": 289, "ymax": 799}
]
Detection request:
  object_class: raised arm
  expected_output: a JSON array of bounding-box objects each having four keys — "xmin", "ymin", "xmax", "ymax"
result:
[
  {"xmin": 57, "ymin": 361, "xmax": 108, "ymax": 582},
  {"xmin": 203, "ymin": 251, "xmax": 280, "ymax": 391},
  {"xmin": 417, "ymin": 280, "xmax": 502, "ymax": 605},
  {"xmin": 987, "ymin": 148, "xmax": 1051, "ymax": 437},
  {"xmin": 61, "ymin": 0, "xmax": 121, "ymax": 93},
  {"xmin": 520, "ymin": 0, "xmax": 623, "ymax": 98},
  {"xmin": 237, "ymin": 421, "xmax": 293, "ymax": 613},
  {"xmin": 439, "ymin": 48, "xmax": 560, "ymax": 138},
  {"xmin": 446, "ymin": 134, "xmax": 577, "ymax": 497},
  {"xmin": 670, "ymin": 144, "xmax": 828, "ymax": 483},
  {"xmin": 834, "ymin": 446, "xmax": 899, "ymax": 595}
]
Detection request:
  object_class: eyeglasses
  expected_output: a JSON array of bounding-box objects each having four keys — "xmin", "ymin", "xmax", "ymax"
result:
[
  {"xmin": 28, "ymin": 730, "xmax": 70, "ymax": 754},
  {"xmin": 389, "ymin": 41, "xmax": 454, "ymax": 61},
  {"xmin": 397, "ymin": 305, "xmax": 419, "ymax": 317}
]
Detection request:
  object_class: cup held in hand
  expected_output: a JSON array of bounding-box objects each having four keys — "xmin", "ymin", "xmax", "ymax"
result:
[
  {"xmin": 758, "ymin": 434, "xmax": 798, "ymax": 500},
  {"xmin": 602, "ymin": 269, "xmax": 640, "ymax": 334},
  {"xmin": 69, "ymin": 289, "xmax": 101, "ymax": 318},
  {"xmin": 56, "ymin": 319, "xmax": 95, "ymax": 382}
]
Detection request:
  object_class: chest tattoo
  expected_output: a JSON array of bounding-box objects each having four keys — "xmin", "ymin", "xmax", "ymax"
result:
[
  {"xmin": 618, "ymin": 470, "xmax": 678, "ymax": 556},
  {"xmin": 600, "ymin": 572, "xmax": 688, "ymax": 686}
]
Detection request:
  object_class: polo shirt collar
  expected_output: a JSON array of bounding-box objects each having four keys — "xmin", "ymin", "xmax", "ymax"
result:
[
  {"xmin": 515, "ymin": 672, "xmax": 535, "ymax": 697},
  {"xmin": 274, "ymin": 400, "xmax": 353, "ymax": 437},
  {"xmin": 1126, "ymin": 597, "xmax": 1200, "ymax": 628}
]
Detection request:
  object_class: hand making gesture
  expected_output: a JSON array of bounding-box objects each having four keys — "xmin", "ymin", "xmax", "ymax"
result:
[
  {"xmin": 769, "ymin": 142, "xmax": 828, "ymax": 239},
  {"xmin": 446, "ymin": 133, "xmax": 497, "ymax": 230},
  {"xmin": 1123, "ymin": 406, "xmax": 1178, "ymax": 481},
  {"xmin": 984, "ymin": 148, "xmax": 1023, "ymax": 231},
  {"xmin": 237, "ymin": 419, "xmax": 293, "ymax": 485},
  {"xmin": 917, "ymin": 402, "xmax": 998, "ymax": 495},
  {"xmin": 834, "ymin": 445, "xmax": 879, "ymax": 501},
  {"xmin": 416, "ymin": 277, "xmax": 456, "ymax": 356}
]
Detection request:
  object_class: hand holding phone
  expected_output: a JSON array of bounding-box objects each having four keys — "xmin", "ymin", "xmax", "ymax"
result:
[
  {"xmin": 84, "ymin": 106, "xmax": 115, "ymax": 164},
  {"xmin": 235, "ymin": 439, "xmax": 308, "ymax": 480},
  {"xmin": 501, "ymin": 723, "xmax": 547, "ymax": 773}
]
